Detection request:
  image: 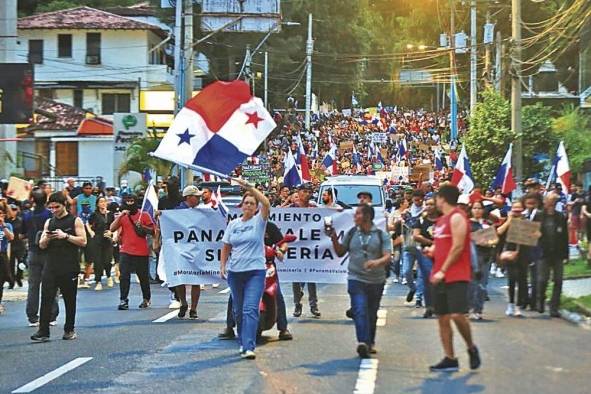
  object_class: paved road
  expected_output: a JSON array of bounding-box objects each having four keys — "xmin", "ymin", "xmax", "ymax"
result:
[{"xmin": 0, "ymin": 278, "xmax": 589, "ymax": 394}]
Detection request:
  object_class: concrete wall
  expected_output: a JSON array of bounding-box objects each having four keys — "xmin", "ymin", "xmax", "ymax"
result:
[{"xmin": 77, "ymin": 139, "xmax": 114, "ymax": 186}]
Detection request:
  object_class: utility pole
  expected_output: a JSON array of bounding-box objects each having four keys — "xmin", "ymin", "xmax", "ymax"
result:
[
  {"xmin": 264, "ymin": 51, "xmax": 268, "ymax": 109},
  {"xmin": 304, "ymin": 13, "xmax": 313, "ymax": 131},
  {"xmin": 470, "ymin": 0, "xmax": 477, "ymax": 113},
  {"xmin": 511, "ymin": 0, "xmax": 523, "ymax": 188},
  {"xmin": 484, "ymin": 11, "xmax": 492, "ymax": 88},
  {"xmin": 0, "ymin": 0, "xmax": 17, "ymax": 179},
  {"xmin": 244, "ymin": 44, "xmax": 252, "ymax": 87},
  {"xmin": 173, "ymin": 0, "xmax": 183, "ymax": 114},
  {"xmin": 495, "ymin": 30, "xmax": 502, "ymax": 92},
  {"xmin": 182, "ymin": 0, "xmax": 193, "ymax": 186}
]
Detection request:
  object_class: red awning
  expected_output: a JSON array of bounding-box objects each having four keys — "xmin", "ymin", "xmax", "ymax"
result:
[{"xmin": 77, "ymin": 118, "xmax": 113, "ymax": 135}]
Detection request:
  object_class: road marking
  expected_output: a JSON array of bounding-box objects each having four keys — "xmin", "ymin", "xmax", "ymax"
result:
[
  {"xmin": 354, "ymin": 359, "xmax": 379, "ymax": 394},
  {"xmin": 153, "ymin": 310, "xmax": 179, "ymax": 323},
  {"xmin": 376, "ymin": 309, "xmax": 387, "ymax": 327},
  {"xmin": 218, "ymin": 287, "xmax": 231, "ymax": 294},
  {"xmin": 12, "ymin": 357, "xmax": 92, "ymax": 393}
]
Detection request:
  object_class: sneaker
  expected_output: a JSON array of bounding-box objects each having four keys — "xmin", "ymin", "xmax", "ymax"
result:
[
  {"xmin": 138, "ymin": 299, "xmax": 151, "ymax": 309},
  {"xmin": 218, "ymin": 327, "xmax": 236, "ymax": 340},
  {"xmin": 345, "ymin": 308, "xmax": 354, "ymax": 319},
  {"xmin": 468, "ymin": 346, "xmax": 481, "ymax": 370},
  {"xmin": 189, "ymin": 310, "xmax": 198, "ymax": 320},
  {"xmin": 169, "ymin": 300, "xmax": 181, "ymax": 309},
  {"xmin": 429, "ymin": 357, "xmax": 459, "ymax": 372},
  {"xmin": 393, "ymin": 277, "xmax": 399, "ymax": 284},
  {"xmin": 369, "ymin": 346, "xmax": 377, "ymax": 354},
  {"xmin": 77, "ymin": 279, "xmax": 90, "ymax": 289},
  {"xmin": 62, "ymin": 331, "xmax": 77, "ymax": 340},
  {"xmin": 415, "ymin": 299, "xmax": 423, "ymax": 308},
  {"xmin": 178, "ymin": 304, "xmax": 188, "ymax": 319},
  {"xmin": 95, "ymin": 282, "xmax": 103, "ymax": 291},
  {"xmin": 31, "ymin": 332, "xmax": 50, "ymax": 342},
  {"xmin": 241, "ymin": 350, "xmax": 256, "ymax": 360},
  {"xmin": 212, "ymin": 283, "xmax": 220, "ymax": 288},
  {"xmin": 505, "ymin": 303, "xmax": 515, "ymax": 317},
  {"xmin": 514, "ymin": 305, "xmax": 523, "ymax": 318},
  {"xmin": 28, "ymin": 321, "xmax": 39, "ymax": 327},
  {"xmin": 293, "ymin": 304, "xmax": 302, "ymax": 317},
  {"xmin": 423, "ymin": 308, "xmax": 434, "ymax": 319},
  {"xmin": 469, "ymin": 312, "xmax": 479, "ymax": 321},
  {"xmin": 356, "ymin": 343, "xmax": 370, "ymax": 358},
  {"xmin": 239, "ymin": 346, "xmax": 243, "ymax": 354},
  {"xmin": 106, "ymin": 277, "xmax": 114, "ymax": 288},
  {"xmin": 310, "ymin": 306, "xmax": 321, "ymax": 318},
  {"xmin": 278, "ymin": 330, "xmax": 293, "ymax": 341},
  {"xmin": 406, "ymin": 289, "xmax": 416, "ymax": 303},
  {"xmin": 114, "ymin": 276, "xmax": 120, "ymax": 284},
  {"xmin": 118, "ymin": 300, "xmax": 129, "ymax": 310},
  {"xmin": 495, "ymin": 268, "xmax": 505, "ymax": 278},
  {"xmin": 49, "ymin": 320, "xmax": 57, "ymax": 326}
]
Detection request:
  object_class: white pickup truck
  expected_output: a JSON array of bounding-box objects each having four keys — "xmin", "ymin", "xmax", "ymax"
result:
[{"xmin": 317, "ymin": 175, "xmax": 387, "ymax": 208}]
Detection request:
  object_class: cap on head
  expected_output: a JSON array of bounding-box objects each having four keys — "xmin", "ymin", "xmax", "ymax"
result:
[
  {"xmin": 182, "ymin": 185, "xmax": 203, "ymax": 197},
  {"xmin": 297, "ymin": 183, "xmax": 313, "ymax": 192},
  {"xmin": 357, "ymin": 191, "xmax": 373, "ymax": 200}
]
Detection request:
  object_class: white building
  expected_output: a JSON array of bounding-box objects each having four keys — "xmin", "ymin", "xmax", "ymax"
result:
[{"xmin": 15, "ymin": 6, "xmax": 174, "ymax": 186}]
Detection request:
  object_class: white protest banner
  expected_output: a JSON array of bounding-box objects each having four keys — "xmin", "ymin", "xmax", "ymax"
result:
[
  {"xmin": 371, "ymin": 132, "xmax": 388, "ymax": 144},
  {"xmin": 158, "ymin": 208, "xmax": 227, "ymax": 286},
  {"xmin": 391, "ymin": 166, "xmax": 409, "ymax": 182}
]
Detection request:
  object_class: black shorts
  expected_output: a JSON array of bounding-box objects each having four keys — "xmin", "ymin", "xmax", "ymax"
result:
[{"xmin": 433, "ymin": 281, "xmax": 469, "ymax": 315}]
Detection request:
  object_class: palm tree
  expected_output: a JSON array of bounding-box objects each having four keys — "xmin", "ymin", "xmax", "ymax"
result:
[{"xmin": 118, "ymin": 130, "xmax": 173, "ymax": 179}]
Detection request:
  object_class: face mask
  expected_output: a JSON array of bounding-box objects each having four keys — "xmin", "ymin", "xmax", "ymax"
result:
[{"xmin": 125, "ymin": 201, "xmax": 138, "ymax": 214}]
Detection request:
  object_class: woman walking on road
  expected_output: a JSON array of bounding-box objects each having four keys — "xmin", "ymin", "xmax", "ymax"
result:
[
  {"xmin": 88, "ymin": 197, "xmax": 115, "ymax": 291},
  {"xmin": 220, "ymin": 178, "xmax": 270, "ymax": 360}
]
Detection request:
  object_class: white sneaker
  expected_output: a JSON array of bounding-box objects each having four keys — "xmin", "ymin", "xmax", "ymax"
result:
[
  {"xmin": 169, "ymin": 300, "xmax": 181, "ymax": 309},
  {"xmin": 212, "ymin": 283, "xmax": 220, "ymax": 288},
  {"xmin": 50, "ymin": 320, "xmax": 57, "ymax": 326},
  {"xmin": 495, "ymin": 268, "xmax": 505, "ymax": 278},
  {"xmin": 393, "ymin": 277, "xmax": 399, "ymax": 283},
  {"xmin": 514, "ymin": 305, "xmax": 523, "ymax": 317},
  {"xmin": 95, "ymin": 282, "xmax": 103, "ymax": 291},
  {"xmin": 28, "ymin": 321, "xmax": 39, "ymax": 327},
  {"xmin": 77, "ymin": 278, "xmax": 90, "ymax": 289},
  {"xmin": 490, "ymin": 264, "xmax": 497, "ymax": 275},
  {"xmin": 469, "ymin": 312, "xmax": 479, "ymax": 321},
  {"xmin": 402, "ymin": 278, "xmax": 408, "ymax": 285},
  {"xmin": 241, "ymin": 350, "xmax": 256, "ymax": 359},
  {"xmin": 107, "ymin": 277, "xmax": 114, "ymax": 288},
  {"xmin": 505, "ymin": 303, "xmax": 515, "ymax": 317}
]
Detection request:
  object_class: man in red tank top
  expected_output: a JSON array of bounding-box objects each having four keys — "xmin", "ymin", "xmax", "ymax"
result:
[{"xmin": 426, "ymin": 184, "xmax": 481, "ymax": 372}]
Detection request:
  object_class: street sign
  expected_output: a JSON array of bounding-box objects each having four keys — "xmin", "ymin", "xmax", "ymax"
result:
[
  {"xmin": 0, "ymin": 64, "xmax": 34, "ymax": 124},
  {"xmin": 201, "ymin": 0, "xmax": 281, "ymax": 32},
  {"xmin": 113, "ymin": 113, "xmax": 146, "ymax": 180}
]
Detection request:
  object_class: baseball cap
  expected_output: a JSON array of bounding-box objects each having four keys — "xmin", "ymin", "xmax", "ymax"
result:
[
  {"xmin": 297, "ymin": 183, "xmax": 313, "ymax": 191},
  {"xmin": 357, "ymin": 191, "xmax": 373, "ymax": 200},
  {"xmin": 182, "ymin": 185, "xmax": 203, "ymax": 197}
]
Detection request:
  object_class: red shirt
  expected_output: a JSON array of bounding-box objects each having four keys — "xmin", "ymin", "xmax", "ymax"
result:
[
  {"xmin": 432, "ymin": 207, "xmax": 471, "ymax": 283},
  {"xmin": 118, "ymin": 211, "xmax": 153, "ymax": 257}
]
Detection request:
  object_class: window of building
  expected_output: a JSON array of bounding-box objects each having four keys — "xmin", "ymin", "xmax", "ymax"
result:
[
  {"xmin": 73, "ymin": 89, "xmax": 83, "ymax": 108},
  {"xmin": 57, "ymin": 34, "xmax": 72, "ymax": 58},
  {"xmin": 86, "ymin": 33, "xmax": 101, "ymax": 65},
  {"xmin": 28, "ymin": 40, "xmax": 43, "ymax": 64},
  {"xmin": 37, "ymin": 89, "xmax": 54, "ymax": 100},
  {"xmin": 101, "ymin": 93, "xmax": 131, "ymax": 115},
  {"xmin": 55, "ymin": 141, "xmax": 78, "ymax": 176}
]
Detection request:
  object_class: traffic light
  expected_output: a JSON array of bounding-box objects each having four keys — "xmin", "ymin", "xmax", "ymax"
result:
[{"xmin": 0, "ymin": 64, "xmax": 34, "ymax": 124}]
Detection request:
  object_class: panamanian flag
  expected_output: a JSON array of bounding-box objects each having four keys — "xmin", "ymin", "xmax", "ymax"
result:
[
  {"xmin": 153, "ymin": 80, "xmax": 276, "ymax": 175},
  {"xmin": 451, "ymin": 144, "xmax": 474, "ymax": 194},
  {"xmin": 491, "ymin": 144, "xmax": 516, "ymax": 195}
]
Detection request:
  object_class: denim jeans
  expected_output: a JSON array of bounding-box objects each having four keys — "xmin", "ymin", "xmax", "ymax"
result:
[
  {"xmin": 226, "ymin": 280, "xmax": 289, "ymax": 332},
  {"xmin": 227, "ymin": 269, "xmax": 266, "ymax": 352},
  {"xmin": 416, "ymin": 254, "xmax": 433, "ymax": 307},
  {"xmin": 347, "ymin": 279, "xmax": 384, "ymax": 346},
  {"xmin": 402, "ymin": 248, "xmax": 420, "ymax": 292}
]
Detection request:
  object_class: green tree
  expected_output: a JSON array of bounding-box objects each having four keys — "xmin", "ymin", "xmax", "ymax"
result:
[
  {"xmin": 464, "ymin": 88, "xmax": 513, "ymax": 186},
  {"xmin": 552, "ymin": 105, "xmax": 591, "ymax": 174},
  {"xmin": 118, "ymin": 131, "xmax": 172, "ymax": 179},
  {"xmin": 522, "ymin": 103, "xmax": 557, "ymax": 177}
]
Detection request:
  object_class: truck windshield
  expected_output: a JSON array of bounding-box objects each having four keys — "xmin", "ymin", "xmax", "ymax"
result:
[{"xmin": 319, "ymin": 185, "xmax": 383, "ymax": 207}]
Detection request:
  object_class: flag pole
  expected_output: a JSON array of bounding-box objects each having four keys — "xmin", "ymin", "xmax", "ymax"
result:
[{"xmin": 149, "ymin": 152, "xmax": 232, "ymax": 181}]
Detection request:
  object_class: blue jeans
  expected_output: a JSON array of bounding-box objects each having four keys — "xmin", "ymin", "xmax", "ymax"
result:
[
  {"xmin": 417, "ymin": 254, "xmax": 433, "ymax": 308},
  {"xmin": 402, "ymin": 248, "xmax": 419, "ymax": 292},
  {"xmin": 347, "ymin": 279, "xmax": 384, "ymax": 346},
  {"xmin": 227, "ymin": 269, "xmax": 266, "ymax": 352}
]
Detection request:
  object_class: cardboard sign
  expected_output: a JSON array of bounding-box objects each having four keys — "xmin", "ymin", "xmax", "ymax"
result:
[
  {"xmin": 339, "ymin": 141, "xmax": 354, "ymax": 151},
  {"xmin": 5, "ymin": 176, "xmax": 32, "ymax": 201},
  {"xmin": 471, "ymin": 226, "xmax": 498, "ymax": 247},
  {"xmin": 506, "ymin": 219, "xmax": 541, "ymax": 246},
  {"xmin": 410, "ymin": 165, "xmax": 431, "ymax": 182}
]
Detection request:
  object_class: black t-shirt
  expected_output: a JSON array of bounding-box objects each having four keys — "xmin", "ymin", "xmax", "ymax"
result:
[
  {"xmin": 265, "ymin": 222, "xmax": 283, "ymax": 247},
  {"xmin": 89, "ymin": 211, "xmax": 114, "ymax": 246},
  {"xmin": 8, "ymin": 216, "xmax": 25, "ymax": 251},
  {"xmin": 412, "ymin": 215, "xmax": 437, "ymax": 242}
]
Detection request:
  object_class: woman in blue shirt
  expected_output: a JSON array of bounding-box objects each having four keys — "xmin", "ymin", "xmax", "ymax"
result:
[
  {"xmin": 0, "ymin": 205, "xmax": 15, "ymax": 314},
  {"xmin": 221, "ymin": 178, "xmax": 270, "ymax": 360}
]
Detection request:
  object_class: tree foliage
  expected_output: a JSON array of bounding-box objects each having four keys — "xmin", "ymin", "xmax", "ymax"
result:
[
  {"xmin": 118, "ymin": 131, "xmax": 173, "ymax": 179},
  {"xmin": 521, "ymin": 103, "xmax": 557, "ymax": 177},
  {"xmin": 552, "ymin": 105, "xmax": 591, "ymax": 174},
  {"xmin": 464, "ymin": 88, "xmax": 513, "ymax": 187}
]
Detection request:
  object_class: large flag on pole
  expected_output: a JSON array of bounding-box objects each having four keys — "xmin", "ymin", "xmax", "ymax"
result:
[
  {"xmin": 140, "ymin": 180, "xmax": 159, "ymax": 223},
  {"xmin": 451, "ymin": 144, "xmax": 474, "ymax": 194},
  {"xmin": 546, "ymin": 141, "xmax": 571, "ymax": 192},
  {"xmin": 295, "ymin": 134, "xmax": 311, "ymax": 182},
  {"xmin": 283, "ymin": 150, "xmax": 302, "ymax": 188},
  {"xmin": 153, "ymin": 80, "xmax": 276, "ymax": 176},
  {"xmin": 491, "ymin": 144, "xmax": 516, "ymax": 194}
]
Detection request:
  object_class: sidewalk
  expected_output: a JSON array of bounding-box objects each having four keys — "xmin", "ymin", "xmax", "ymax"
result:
[{"xmin": 563, "ymin": 278, "xmax": 591, "ymax": 298}]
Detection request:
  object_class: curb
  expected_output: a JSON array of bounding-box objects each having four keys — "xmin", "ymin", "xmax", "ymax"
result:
[{"xmin": 560, "ymin": 309, "xmax": 591, "ymax": 330}]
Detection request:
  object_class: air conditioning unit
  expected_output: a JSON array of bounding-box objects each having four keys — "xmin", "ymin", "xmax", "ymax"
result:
[{"xmin": 86, "ymin": 55, "xmax": 100, "ymax": 65}]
